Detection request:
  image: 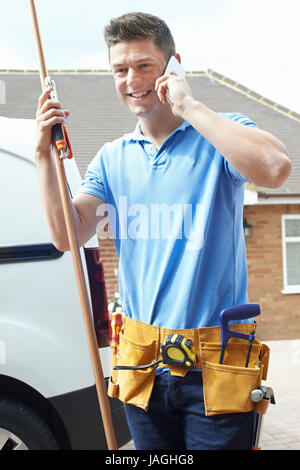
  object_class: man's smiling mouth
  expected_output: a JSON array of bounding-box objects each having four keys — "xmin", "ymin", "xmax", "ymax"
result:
[{"xmin": 128, "ymin": 90, "xmax": 151, "ymax": 99}]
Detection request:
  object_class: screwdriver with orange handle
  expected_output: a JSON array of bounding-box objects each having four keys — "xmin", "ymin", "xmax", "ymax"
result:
[
  {"xmin": 44, "ymin": 76, "xmax": 73, "ymax": 160},
  {"xmin": 111, "ymin": 312, "xmax": 123, "ymax": 355}
]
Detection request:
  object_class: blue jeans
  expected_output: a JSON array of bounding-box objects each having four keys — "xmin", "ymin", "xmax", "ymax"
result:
[{"xmin": 125, "ymin": 370, "xmax": 255, "ymax": 450}]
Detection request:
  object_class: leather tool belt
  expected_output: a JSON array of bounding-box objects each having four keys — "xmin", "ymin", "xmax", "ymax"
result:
[{"xmin": 108, "ymin": 316, "xmax": 270, "ymax": 415}]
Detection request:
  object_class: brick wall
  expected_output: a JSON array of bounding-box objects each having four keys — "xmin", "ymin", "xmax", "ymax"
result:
[
  {"xmin": 98, "ymin": 236, "xmax": 119, "ymax": 305},
  {"xmin": 244, "ymin": 203, "xmax": 300, "ymax": 341},
  {"xmin": 98, "ymin": 204, "xmax": 300, "ymax": 341}
]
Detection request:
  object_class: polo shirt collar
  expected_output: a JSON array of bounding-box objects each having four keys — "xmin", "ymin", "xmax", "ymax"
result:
[{"xmin": 125, "ymin": 120, "xmax": 191, "ymax": 143}]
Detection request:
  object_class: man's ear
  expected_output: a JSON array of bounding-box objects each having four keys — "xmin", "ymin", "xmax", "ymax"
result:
[{"xmin": 175, "ymin": 53, "xmax": 181, "ymax": 64}]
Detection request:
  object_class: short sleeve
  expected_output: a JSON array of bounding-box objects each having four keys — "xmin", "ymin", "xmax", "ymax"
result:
[
  {"xmin": 220, "ymin": 112, "xmax": 258, "ymax": 185},
  {"xmin": 78, "ymin": 149, "xmax": 107, "ymax": 201}
]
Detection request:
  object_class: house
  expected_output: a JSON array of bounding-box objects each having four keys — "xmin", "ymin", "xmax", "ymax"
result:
[{"xmin": 0, "ymin": 69, "xmax": 299, "ymax": 340}]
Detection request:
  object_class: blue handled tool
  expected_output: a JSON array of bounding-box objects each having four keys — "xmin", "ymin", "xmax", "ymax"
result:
[
  {"xmin": 245, "ymin": 330, "xmax": 256, "ymax": 368},
  {"xmin": 219, "ymin": 304, "xmax": 261, "ymax": 365}
]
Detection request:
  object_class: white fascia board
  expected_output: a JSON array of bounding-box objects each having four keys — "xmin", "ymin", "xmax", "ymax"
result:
[{"xmin": 244, "ymin": 188, "xmax": 258, "ymax": 205}]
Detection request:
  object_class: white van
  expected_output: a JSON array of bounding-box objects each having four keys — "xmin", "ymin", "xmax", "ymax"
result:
[{"xmin": 0, "ymin": 116, "xmax": 130, "ymax": 450}]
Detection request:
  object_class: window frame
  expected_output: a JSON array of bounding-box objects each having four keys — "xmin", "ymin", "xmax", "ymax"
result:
[{"xmin": 281, "ymin": 214, "xmax": 300, "ymax": 294}]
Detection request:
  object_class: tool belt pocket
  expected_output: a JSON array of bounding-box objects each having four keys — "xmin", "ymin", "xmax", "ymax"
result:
[
  {"xmin": 201, "ymin": 341, "xmax": 264, "ymax": 416},
  {"xmin": 109, "ymin": 331, "xmax": 156, "ymax": 410}
]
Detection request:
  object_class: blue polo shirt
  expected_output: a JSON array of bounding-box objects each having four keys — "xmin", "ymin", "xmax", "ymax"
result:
[{"xmin": 79, "ymin": 112, "xmax": 257, "ymax": 328}]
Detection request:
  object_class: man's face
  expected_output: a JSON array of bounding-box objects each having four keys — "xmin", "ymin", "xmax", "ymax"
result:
[{"xmin": 110, "ymin": 37, "xmax": 168, "ymax": 119}]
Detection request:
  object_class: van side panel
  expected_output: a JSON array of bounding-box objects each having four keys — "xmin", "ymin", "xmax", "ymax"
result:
[{"xmin": 0, "ymin": 147, "xmax": 111, "ymax": 396}]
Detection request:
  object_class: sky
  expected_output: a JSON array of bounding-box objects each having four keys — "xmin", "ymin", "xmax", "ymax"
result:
[{"xmin": 0, "ymin": 0, "xmax": 299, "ymax": 112}]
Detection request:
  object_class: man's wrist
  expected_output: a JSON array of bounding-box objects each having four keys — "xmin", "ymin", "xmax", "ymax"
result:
[
  {"xmin": 180, "ymin": 97, "xmax": 215, "ymax": 130},
  {"xmin": 176, "ymin": 95, "xmax": 195, "ymax": 120},
  {"xmin": 35, "ymin": 147, "xmax": 52, "ymax": 162}
]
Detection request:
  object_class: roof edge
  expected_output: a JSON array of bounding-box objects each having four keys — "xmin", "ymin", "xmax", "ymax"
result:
[
  {"xmin": 0, "ymin": 69, "xmax": 112, "ymax": 75},
  {"xmin": 205, "ymin": 69, "xmax": 300, "ymax": 123},
  {"xmin": 245, "ymin": 183, "xmax": 300, "ymax": 199},
  {"xmin": 257, "ymin": 192, "xmax": 300, "ymax": 198}
]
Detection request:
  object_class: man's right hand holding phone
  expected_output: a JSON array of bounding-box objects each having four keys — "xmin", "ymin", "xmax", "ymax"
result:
[{"xmin": 155, "ymin": 55, "xmax": 194, "ymax": 118}]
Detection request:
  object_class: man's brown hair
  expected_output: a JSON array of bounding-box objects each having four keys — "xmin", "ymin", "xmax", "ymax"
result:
[{"xmin": 104, "ymin": 12, "xmax": 176, "ymax": 61}]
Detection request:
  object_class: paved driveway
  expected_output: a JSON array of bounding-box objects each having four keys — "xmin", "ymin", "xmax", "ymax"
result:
[{"xmin": 260, "ymin": 339, "xmax": 300, "ymax": 450}]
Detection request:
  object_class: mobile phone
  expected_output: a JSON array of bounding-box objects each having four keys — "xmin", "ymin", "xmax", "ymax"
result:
[
  {"xmin": 165, "ymin": 56, "xmax": 186, "ymax": 78},
  {"xmin": 164, "ymin": 56, "xmax": 186, "ymax": 104}
]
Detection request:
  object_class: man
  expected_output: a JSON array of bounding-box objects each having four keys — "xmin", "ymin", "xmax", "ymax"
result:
[{"xmin": 35, "ymin": 12, "xmax": 291, "ymax": 450}]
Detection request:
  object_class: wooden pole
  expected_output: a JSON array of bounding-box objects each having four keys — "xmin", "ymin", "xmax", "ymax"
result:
[{"xmin": 28, "ymin": 0, "xmax": 117, "ymax": 450}]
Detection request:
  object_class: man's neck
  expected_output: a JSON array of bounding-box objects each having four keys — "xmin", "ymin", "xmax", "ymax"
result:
[{"xmin": 138, "ymin": 108, "xmax": 184, "ymax": 150}]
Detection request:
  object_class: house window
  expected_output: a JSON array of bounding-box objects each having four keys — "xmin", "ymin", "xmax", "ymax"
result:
[{"xmin": 282, "ymin": 215, "xmax": 300, "ymax": 294}]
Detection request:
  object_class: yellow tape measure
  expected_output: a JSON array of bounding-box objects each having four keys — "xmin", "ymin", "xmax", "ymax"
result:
[{"xmin": 161, "ymin": 334, "xmax": 196, "ymax": 368}]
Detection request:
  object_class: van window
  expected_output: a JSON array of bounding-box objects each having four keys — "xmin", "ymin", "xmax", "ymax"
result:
[{"xmin": 0, "ymin": 150, "xmax": 51, "ymax": 246}]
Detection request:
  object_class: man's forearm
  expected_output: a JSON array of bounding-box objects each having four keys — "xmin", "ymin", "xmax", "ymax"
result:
[
  {"xmin": 35, "ymin": 150, "xmax": 81, "ymax": 251},
  {"xmin": 180, "ymin": 97, "xmax": 291, "ymax": 188}
]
